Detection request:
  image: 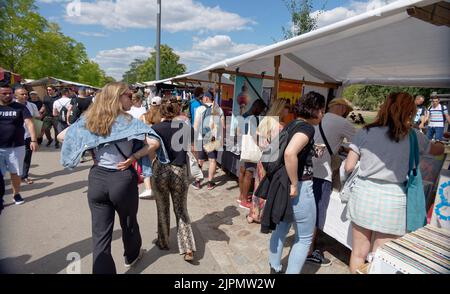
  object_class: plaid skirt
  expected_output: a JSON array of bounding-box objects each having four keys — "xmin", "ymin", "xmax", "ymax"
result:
[{"xmin": 347, "ymin": 177, "xmax": 407, "ymax": 236}]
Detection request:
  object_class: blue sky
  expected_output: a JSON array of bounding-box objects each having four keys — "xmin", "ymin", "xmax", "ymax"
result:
[{"xmin": 36, "ymin": 0, "xmax": 393, "ymax": 80}]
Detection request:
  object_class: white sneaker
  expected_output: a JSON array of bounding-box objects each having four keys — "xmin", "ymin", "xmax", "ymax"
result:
[{"xmin": 139, "ymin": 190, "xmax": 153, "ymax": 199}]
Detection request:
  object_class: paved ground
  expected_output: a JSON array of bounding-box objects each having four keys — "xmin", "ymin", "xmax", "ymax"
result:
[{"xmin": 0, "ymin": 145, "xmax": 350, "ymax": 274}]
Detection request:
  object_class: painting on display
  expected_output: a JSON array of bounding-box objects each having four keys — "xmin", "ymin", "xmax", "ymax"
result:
[
  {"xmin": 278, "ymin": 80, "xmax": 303, "ymax": 106},
  {"xmin": 230, "ymin": 76, "xmax": 263, "ymax": 135},
  {"xmin": 220, "ymin": 84, "xmax": 234, "ymax": 117}
]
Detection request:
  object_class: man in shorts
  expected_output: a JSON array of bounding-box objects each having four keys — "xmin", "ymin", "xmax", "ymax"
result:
[
  {"xmin": 0, "ymin": 86, "xmax": 39, "ymax": 205},
  {"xmin": 193, "ymin": 90, "xmax": 224, "ymax": 190}
]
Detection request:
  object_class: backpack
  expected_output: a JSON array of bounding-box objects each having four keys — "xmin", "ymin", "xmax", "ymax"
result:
[
  {"xmin": 261, "ymin": 120, "xmax": 301, "ymax": 176},
  {"xmin": 184, "ymin": 97, "xmax": 202, "ymax": 120},
  {"xmin": 201, "ymin": 104, "xmax": 215, "ymax": 141},
  {"xmin": 58, "ymin": 100, "xmax": 70, "ymax": 124},
  {"xmin": 68, "ymin": 97, "xmax": 81, "ymax": 124}
]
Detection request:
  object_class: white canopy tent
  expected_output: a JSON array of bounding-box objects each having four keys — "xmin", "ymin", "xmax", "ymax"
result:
[
  {"xmin": 24, "ymin": 77, "xmax": 99, "ymax": 89},
  {"xmin": 143, "ymin": 71, "xmax": 234, "ymax": 87},
  {"xmin": 150, "ymin": 0, "xmax": 449, "ymax": 91}
]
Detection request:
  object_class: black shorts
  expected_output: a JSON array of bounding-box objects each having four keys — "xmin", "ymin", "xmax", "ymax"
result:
[{"xmin": 197, "ymin": 149, "xmax": 217, "ymax": 161}]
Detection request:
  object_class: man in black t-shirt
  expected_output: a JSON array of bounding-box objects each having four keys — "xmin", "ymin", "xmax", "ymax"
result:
[
  {"xmin": 40, "ymin": 86, "xmax": 60, "ymax": 148},
  {"xmin": 67, "ymin": 87, "xmax": 93, "ymax": 125},
  {"xmin": 0, "ymin": 86, "xmax": 38, "ymax": 205}
]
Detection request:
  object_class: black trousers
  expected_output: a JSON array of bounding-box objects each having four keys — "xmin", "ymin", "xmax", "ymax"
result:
[
  {"xmin": 87, "ymin": 165, "xmax": 142, "ymax": 274},
  {"xmin": 22, "ymin": 138, "xmax": 33, "ymax": 180},
  {"xmin": 43, "ymin": 116, "xmax": 59, "ymax": 143}
]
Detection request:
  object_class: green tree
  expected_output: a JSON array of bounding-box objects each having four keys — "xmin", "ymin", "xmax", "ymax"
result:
[
  {"xmin": 1, "ymin": 0, "xmax": 111, "ymax": 87},
  {"xmin": 343, "ymin": 84, "xmax": 448, "ymax": 111},
  {"xmin": 122, "ymin": 59, "xmax": 146, "ymax": 84},
  {"xmin": 77, "ymin": 60, "xmax": 107, "ymax": 88},
  {"xmin": 0, "ymin": 0, "xmax": 48, "ymax": 72},
  {"xmin": 282, "ymin": 0, "xmax": 325, "ymax": 39},
  {"xmin": 122, "ymin": 45, "xmax": 186, "ymax": 83}
]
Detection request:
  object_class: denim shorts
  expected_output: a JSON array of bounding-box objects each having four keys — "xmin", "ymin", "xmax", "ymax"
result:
[
  {"xmin": 0, "ymin": 146, "xmax": 26, "ymax": 176},
  {"xmin": 140, "ymin": 155, "xmax": 153, "ymax": 178}
]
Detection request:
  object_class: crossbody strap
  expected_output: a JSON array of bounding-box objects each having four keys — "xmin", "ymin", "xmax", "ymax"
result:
[
  {"xmin": 319, "ymin": 122, "xmax": 333, "ymax": 156},
  {"xmin": 114, "ymin": 143, "xmax": 130, "ymax": 161}
]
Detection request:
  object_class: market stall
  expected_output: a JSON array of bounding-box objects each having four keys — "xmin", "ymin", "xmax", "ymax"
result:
[
  {"xmin": 0, "ymin": 67, "xmax": 22, "ymax": 87},
  {"xmin": 144, "ymin": 0, "xmax": 450, "ymax": 249},
  {"xmin": 23, "ymin": 77, "xmax": 99, "ymax": 100}
]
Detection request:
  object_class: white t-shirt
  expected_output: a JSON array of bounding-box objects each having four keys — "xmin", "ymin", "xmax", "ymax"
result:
[
  {"xmin": 23, "ymin": 102, "xmax": 40, "ymax": 139},
  {"xmin": 194, "ymin": 103, "xmax": 224, "ymax": 140},
  {"xmin": 127, "ymin": 106, "xmax": 147, "ymax": 119},
  {"xmin": 53, "ymin": 97, "xmax": 71, "ymax": 113},
  {"xmin": 312, "ymin": 113, "xmax": 356, "ymax": 182}
]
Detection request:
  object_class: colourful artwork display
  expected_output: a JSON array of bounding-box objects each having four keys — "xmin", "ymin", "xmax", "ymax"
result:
[
  {"xmin": 220, "ymin": 84, "xmax": 234, "ymax": 117},
  {"xmin": 230, "ymin": 76, "xmax": 263, "ymax": 135},
  {"xmin": 278, "ymin": 80, "xmax": 302, "ymax": 106}
]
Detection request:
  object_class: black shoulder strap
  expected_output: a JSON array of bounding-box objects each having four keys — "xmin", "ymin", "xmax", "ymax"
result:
[
  {"xmin": 319, "ymin": 122, "xmax": 333, "ymax": 156},
  {"xmin": 114, "ymin": 143, "xmax": 129, "ymax": 160}
]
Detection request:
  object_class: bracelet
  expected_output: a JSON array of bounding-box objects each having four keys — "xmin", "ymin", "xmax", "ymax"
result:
[{"xmin": 31, "ymin": 140, "xmax": 37, "ymax": 143}]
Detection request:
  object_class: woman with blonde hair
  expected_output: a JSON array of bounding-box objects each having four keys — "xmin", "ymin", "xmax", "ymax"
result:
[
  {"xmin": 246, "ymin": 99, "xmax": 287, "ymax": 223},
  {"xmin": 60, "ymin": 82, "xmax": 169, "ymax": 274},
  {"xmin": 344, "ymin": 92, "xmax": 444, "ymax": 273}
]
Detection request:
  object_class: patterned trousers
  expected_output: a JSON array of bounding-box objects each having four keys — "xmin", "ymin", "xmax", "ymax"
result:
[{"xmin": 152, "ymin": 161, "xmax": 196, "ymax": 254}]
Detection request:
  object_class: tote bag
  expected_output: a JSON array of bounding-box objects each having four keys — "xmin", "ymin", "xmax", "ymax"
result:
[
  {"xmin": 405, "ymin": 130, "xmax": 427, "ymax": 232},
  {"xmin": 240, "ymin": 120, "xmax": 262, "ymax": 163}
]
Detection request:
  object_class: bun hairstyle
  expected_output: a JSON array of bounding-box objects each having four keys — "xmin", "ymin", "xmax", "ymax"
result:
[{"xmin": 159, "ymin": 97, "xmax": 180, "ymax": 120}]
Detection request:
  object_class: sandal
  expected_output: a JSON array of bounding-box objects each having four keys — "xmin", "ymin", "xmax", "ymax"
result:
[
  {"xmin": 184, "ymin": 251, "xmax": 194, "ymax": 262},
  {"xmin": 23, "ymin": 178, "xmax": 34, "ymax": 185}
]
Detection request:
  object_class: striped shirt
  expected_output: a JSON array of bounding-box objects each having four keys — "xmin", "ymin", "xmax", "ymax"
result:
[{"xmin": 428, "ymin": 104, "xmax": 447, "ymax": 127}]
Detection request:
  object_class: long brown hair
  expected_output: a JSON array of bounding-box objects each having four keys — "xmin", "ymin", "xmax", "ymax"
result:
[
  {"xmin": 365, "ymin": 92, "xmax": 416, "ymax": 142},
  {"xmin": 159, "ymin": 97, "xmax": 180, "ymax": 120},
  {"xmin": 84, "ymin": 82, "xmax": 131, "ymax": 136}
]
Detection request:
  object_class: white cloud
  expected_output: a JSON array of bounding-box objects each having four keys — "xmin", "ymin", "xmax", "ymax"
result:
[
  {"xmin": 79, "ymin": 32, "xmax": 108, "ymax": 37},
  {"xmin": 178, "ymin": 35, "xmax": 266, "ymax": 71},
  {"xmin": 64, "ymin": 0, "xmax": 255, "ymax": 32},
  {"xmin": 312, "ymin": 0, "xmax": 397, "ymax": 28},
  {"xmin": 94, "ymin": 36, "xmax": 265, "ymax": 80},
  {"xmin": 93, "ymin": 46, "xmax": 154, "ymax": 80}
]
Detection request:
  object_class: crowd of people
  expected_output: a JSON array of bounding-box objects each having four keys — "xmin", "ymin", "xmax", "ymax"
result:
[{"xmin": 0, "ymin": 81, "xmax": 446, "ymax": 274}]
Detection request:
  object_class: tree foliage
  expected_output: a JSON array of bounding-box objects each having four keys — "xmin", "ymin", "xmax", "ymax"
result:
[
  {"xmin": 282, "ymin": 0, "xmax": 324, "ymax": 39},
  {"xmin": 343, "ymin": 85, "xmax": 449, "ymax": 111},
  {"xmin": 122, "ymin": 45, "xmax": 186, "ymax": 84},
  {"xmin": 0, "ymin": 0, "xmax": 110, "ymax": 87}
]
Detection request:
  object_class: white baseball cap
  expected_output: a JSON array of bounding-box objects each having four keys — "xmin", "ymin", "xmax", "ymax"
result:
[{"xmin": 151, "ymin": 96, "xmax": 162, "ymax": 106}]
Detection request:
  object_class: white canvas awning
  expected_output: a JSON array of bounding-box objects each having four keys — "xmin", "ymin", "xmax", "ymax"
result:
[
  {"xmin": 24, "ymin": 77, "xmax": 99, "ymax": 89},
  {"xmin": 153, "ymin": 0, "xmax": 450, "ymax": 89},
  {"xmin": 143, "ymin": 71, "xmax": 234, "ymax": 87}
]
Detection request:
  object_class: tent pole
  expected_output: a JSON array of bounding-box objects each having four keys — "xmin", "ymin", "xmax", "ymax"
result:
[
  {"xmin": 218, "ymin": 73, "xmax": 222, "ymax": 105},
  {"xmin": 273, "ymin": 55, "xmax": 281, "ymax": 100}
]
